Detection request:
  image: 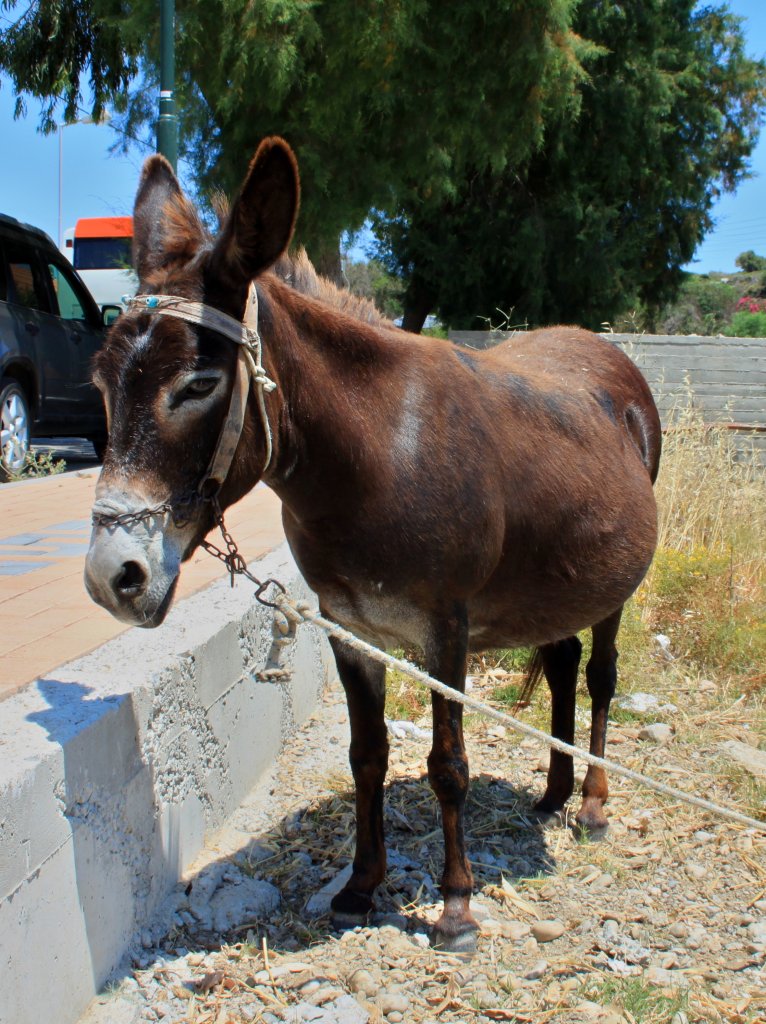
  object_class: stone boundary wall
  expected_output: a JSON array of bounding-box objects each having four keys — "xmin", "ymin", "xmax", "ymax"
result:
[{"xmin": 0, "ymin": 544, "xmax": 336, "ymax": 1024}]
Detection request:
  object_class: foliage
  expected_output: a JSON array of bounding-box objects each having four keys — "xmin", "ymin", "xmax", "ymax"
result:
[
  {"xmin": 0, "ymin": 0, "xmax": 138, "ymax": 129},
  {"xmin": 8, "ymin": 450, "xmax": 66, "ymax": 480},
  {"xmin": 373, "ymin": 0, "xmax": 766, "ymax": 331},
  {"xmin": 653, "ymin": 273, "xmax": 738, "ymax": 335},
  {"xmin": 343, "ymin": 258, "xmax": 404, "ymax": 321},
  {"xmin": 0, "ymin": 0, "xmax": 587, "ymax": 273},
  {"xmin": 725, "ymin": 307, "xmax": 766, "ymax": 335},
  {"xmin": 735, "ymin": 249, "xmax": 766, "ymax": 273},
  {"xmin": 580, "ymin": 977, "xmax": 687, "ymax": 1023}
]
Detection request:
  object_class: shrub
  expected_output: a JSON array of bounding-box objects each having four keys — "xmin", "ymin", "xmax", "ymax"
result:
[
  {"xmin": 724, "ymin": 309, "xmax": 766, "ymax": 337},
  {"xmin": 655, "ymin": 275, "xmax": 737, "ymax": 335}
]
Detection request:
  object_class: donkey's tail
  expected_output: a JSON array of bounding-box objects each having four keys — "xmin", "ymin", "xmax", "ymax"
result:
[{"xmin": 512, "ymin": 647, "xmax": 545, "ymax": 711}]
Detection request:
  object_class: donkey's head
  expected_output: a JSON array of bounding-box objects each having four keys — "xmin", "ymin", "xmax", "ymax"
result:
[{"xmin": 84, "ymin": 138, "xmax": 299, "ymax": 626}]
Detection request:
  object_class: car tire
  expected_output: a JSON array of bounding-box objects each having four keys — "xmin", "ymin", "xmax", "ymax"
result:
[{"xmin": 0, "ymin": 378, "xmax": 31, "ymax": 481}]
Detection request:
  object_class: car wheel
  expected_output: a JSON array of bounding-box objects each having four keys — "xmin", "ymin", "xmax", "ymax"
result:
[{"xmin": 0, "ymin": 379, "xmax": 31, "ymax": 481}]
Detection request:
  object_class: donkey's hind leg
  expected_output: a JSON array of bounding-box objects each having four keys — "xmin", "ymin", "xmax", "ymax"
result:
[
  {"xmin": 328, "ymin": 637, "xmax": 389, "ymax": 927},
  {"xmin": 426, "ymin": 604, "xmax": 478, "ymax": 952},
  {"xmin": 577, "ymin": 607, "xmax": 623, "ymax": 831},
  {"xmin": 534, "ymin": 636, "xmax": 583, "ymax": 816}
]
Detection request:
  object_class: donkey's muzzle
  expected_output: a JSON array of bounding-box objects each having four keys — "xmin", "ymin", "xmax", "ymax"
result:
[{"xmin": 84, "ymin": 521, "xmax": 181, "ymax": 628}]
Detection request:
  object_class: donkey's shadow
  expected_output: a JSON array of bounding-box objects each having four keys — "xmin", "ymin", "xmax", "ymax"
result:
[{"xmin": 174, "ymin": 771, "xmax": 556, "ymax": 953}]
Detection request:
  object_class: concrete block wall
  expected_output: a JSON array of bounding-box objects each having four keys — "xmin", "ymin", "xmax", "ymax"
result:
[{"xmin": 0, "ymin": 543, "xmax": 336, "ymax": 1024}]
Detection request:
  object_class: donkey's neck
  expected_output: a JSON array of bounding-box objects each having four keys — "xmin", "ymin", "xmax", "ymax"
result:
[{"xmin": 257, "ymin": 275, "xmax": 409, "ymax": 514}]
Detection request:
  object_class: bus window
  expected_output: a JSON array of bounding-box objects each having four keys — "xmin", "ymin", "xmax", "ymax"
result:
[{"xmin": 73, "ymin": 236, "xmax": 133, "ymax": 271}]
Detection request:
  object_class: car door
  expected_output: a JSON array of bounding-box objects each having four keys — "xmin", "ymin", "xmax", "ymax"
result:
[
  {"xmin": 42, "ymin": 256, "xmax": 104, "ymax": 423},
  {"xmin": 4, "ymin": 239, "xmax": 71, "ymax": 417}
]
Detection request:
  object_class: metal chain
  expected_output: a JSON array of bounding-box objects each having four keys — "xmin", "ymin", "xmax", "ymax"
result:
[
  {"xmin": 92, "ymin": 503, "xmax": 176, "ymax": 528},
  {"xmin": 201, "ymin": 496, "xmax": 287, "ymax": 608}
]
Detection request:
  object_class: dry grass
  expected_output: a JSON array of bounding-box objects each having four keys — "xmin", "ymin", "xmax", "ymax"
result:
[{"xmin": 630, "ymin": 403, "xmax": 766, "ymax": 690}]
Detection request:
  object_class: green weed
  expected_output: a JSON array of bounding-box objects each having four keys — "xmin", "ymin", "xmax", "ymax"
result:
[
  {"xmin": 581, "ymin": 976, "xmax": 687, "ymax": 1022},
  {"xmin": 9, "ymin": 449, "xmax": 66, "ymax": 480}
]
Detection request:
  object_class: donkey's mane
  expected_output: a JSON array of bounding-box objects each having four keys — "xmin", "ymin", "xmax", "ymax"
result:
[
  {"xmin": 211, "ymin": 193, "xmax": 390, "ymax": 328},
  {"xmin": 273, "ymin": 248, "xmax": 393, "ymax": 329}
]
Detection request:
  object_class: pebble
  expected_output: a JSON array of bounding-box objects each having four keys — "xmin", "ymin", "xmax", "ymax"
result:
[
  {"xmin": 684, "ymin": 862, "xmax": 707, "ymax": 881},
  {"xmin": 645, "ymin": 966, "xmax": 688, "ymax": 988},
  {"xmin": 524, "ymin": 960, "xmax": 548, "ymax": 980},
  {"xmin": 505, "ymin": 921, "xmax": 531, "ymax": 941},
  {"xmin": 348, "ymin": 969, "xmax": 378, "ymax": 998},
  {"xmin": 638, "ymin": 722, "xmax": 673, "ymax": 744},
  {"xmin": 531, "ymin": 919, "xmax": 566, "ymax": 943},
  {"xmin": 378, "ymin": 988, "xmax": 410, "ymax": 1015}
]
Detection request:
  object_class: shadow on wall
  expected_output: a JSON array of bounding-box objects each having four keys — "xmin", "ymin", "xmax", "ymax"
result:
[{"xmin": 12, "ymin": 678, "xmax": 168, "ymax": 1018}]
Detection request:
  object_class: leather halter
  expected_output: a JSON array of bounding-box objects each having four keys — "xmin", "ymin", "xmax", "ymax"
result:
[{"xmin": 126, "ymin": 284, "xmax": 276, "ymax": 496}]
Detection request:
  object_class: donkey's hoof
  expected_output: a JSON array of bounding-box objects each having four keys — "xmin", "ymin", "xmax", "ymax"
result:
[
  {"xmin": 430, "ymin": 910, "xmax": 479, "ymax": 955},
  {"xmin": 531, "ymin": 797, "xmax": 567, "ymax": 824},
  {"xmin": 573, "ymin": 821, "xmax": 609, "ymax": 844},
  {"xmin": 430, "ymin": 924, "xmax": 478, "ymax": 955},
  {"xmin": 330, "ymin": 888, "xmax": 373, "ymax": 930},
  {"xmin": 574, "ymin": 808, "xmax": 610, "ymax": 840}
]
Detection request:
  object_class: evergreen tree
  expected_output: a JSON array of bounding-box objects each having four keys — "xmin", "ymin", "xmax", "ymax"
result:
[
  {"xmin": 0, "ymin": 0, "xmax": 586, "ymax": 276},
  {"xmin": 373, "ymin": 0, "xmax": 766, "ymax": 330}
]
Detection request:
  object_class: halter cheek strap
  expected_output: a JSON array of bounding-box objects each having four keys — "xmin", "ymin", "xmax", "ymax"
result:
[{"xmin": 127, "ymin": 284, "xmax": 275, "ymax": 492}]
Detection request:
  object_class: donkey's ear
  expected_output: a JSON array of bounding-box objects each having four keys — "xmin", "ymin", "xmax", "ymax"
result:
[
  {"xmin": 208, "ymin": 137, "xmax": 300, "ymax": 289},
  {"xmin": 133, "ymin": 155, "xmax": 205, "ymax": 281}
]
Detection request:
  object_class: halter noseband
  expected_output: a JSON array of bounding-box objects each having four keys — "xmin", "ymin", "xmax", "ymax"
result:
[{"xmin": 126, "ymin": 284, "xmax": 276, "ymax": 495}]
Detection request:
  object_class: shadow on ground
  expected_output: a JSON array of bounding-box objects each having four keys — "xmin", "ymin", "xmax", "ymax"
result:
[{"xmin": 159, "ymin": 771, "xmax": 556, "ymax": 956}]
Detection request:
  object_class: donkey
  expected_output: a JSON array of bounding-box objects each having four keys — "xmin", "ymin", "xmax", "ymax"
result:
[{"xmin": 84, "ymin": 137, "xmax": 661, "ymax": 950}]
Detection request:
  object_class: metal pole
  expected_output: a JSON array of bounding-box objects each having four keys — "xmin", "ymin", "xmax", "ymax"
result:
[
  {"xmin": 157, "ymin": 0, "xmax": 178, "ymax": 171},
  {"xmin": 58, "ymin": 124, "xmax": 63, "ymax": 249}
]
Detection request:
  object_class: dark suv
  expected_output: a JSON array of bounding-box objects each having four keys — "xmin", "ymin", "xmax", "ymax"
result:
[{"xmin": 0, "ymin": 213, "xmax": 109, "ymax": 479}]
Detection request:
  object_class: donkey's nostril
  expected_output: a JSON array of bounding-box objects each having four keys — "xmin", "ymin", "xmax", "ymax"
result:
[{"xmin": 114, "ymin": 560, "xmax": 148, "ymax": 597}]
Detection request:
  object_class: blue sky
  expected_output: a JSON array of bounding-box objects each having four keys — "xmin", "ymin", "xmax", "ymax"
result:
[{"xmin": 1, "ymin": 0, "xmax": 765, "ymax": 274}]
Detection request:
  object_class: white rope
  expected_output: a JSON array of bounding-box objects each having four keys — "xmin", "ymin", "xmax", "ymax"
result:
[
  {"xmin": 242, "ymin": 286, "xmax": 274, "ymax": 473},
  {"xmin": 273, "ymin": 595, "xmax": 766, "ymax": 833}
]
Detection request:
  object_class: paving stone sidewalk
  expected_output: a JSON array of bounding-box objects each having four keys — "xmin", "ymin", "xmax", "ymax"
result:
[{"xmin": 0, "ymin": 468, "xmax": 285, "ymax": 700}]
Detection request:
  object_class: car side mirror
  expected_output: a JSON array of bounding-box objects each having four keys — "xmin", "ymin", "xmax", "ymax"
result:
[{"xmin": 101, "ymin": 304, "xmax": 123, "ymax": 327}]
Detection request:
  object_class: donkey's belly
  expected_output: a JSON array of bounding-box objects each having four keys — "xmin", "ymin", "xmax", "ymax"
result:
[
  {"xmin": 468, "ymin": 536, "xmax": 655, "ymax": 648},
  {"xmin": 319, "ymin": 584, "xmax": 432, "ymax": 652}
]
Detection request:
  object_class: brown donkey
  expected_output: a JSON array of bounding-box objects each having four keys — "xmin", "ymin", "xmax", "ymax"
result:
[{"xmin": 84, "ymin": 138, "xmax": 661, "ymax": 950}]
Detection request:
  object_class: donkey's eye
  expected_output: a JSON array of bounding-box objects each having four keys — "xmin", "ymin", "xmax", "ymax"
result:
[{"xmin": 181, "ymin": 377, "xmax": 219, "ymax": 400}]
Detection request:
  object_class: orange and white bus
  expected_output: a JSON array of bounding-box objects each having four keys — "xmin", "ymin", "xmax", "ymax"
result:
[{"xmin": 63, "ymin": 216, "xmax": 138, "ymax": 309}]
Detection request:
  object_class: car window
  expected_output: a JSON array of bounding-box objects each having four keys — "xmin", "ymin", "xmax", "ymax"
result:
[
  {"xmin": 47, "ymin": 262, "xmax": 88, "ymax": 321},
  {"xmin": 6, "ymin": 244, "xmax": 49, "ymax": 312}
]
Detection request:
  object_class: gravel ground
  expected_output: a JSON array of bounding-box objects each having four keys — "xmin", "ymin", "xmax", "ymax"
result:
[{"xmin": 82, "ymin": 667, "xmax": 766, "ymax": 1024}]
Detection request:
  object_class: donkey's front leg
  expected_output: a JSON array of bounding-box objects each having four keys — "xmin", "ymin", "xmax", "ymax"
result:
[
  {"xmin": 328, "ymin": 637, "xmax": 389, "ymax": 927},
  {"xmin": 426, "ymin": 604, "xmax": 478, "ymax": 952}
]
